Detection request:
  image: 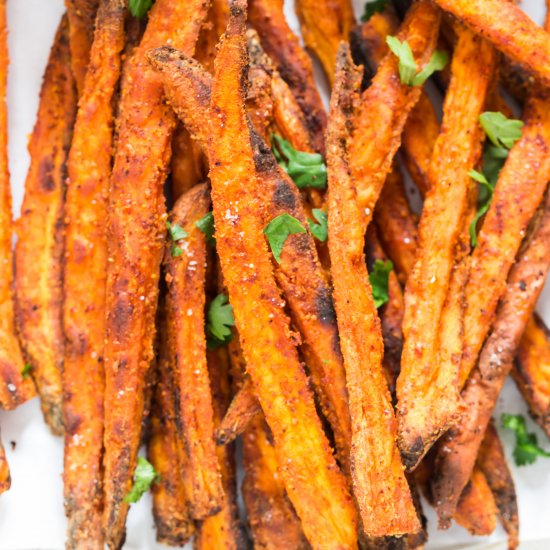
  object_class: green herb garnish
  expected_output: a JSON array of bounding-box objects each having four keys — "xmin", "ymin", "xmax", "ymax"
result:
[
  {"xmin": 308, "ymin": 209, "xmax": 328, "ymax": 242},
  {"xmin": 195, "ymin": 212, "xmax": 216, "ymax": 246},
  {"xmin": 124, "ymin": 457, "xmax": 159, "ymax": 503},
  {"xmin": 206, "ymin": 293, "xmax": 235, "ymax": 349},
  {"xmin": 502, "ymin": 413, "xmax": 550, "ymax": 466},
  {"xmin": 264, "ymin": 213, "xmax": 306, "ymax": 264},
  {"xmin": 369, "ymin": 260, "xmax": 393, "ymax": 308},
  {"xmin": 21, "ymin": 363, "xmax": 32, "ymax": 380},
  {"xmin": 166, "ymin": 221, "xmax": 188, "ymax": 258},
  {"xmin": 361, "ymin": 0, "xmax": 389, "ymax": 21},
  {"xmin": 129, "ymin": 0, "xmax": 154, "ymax": 18}
]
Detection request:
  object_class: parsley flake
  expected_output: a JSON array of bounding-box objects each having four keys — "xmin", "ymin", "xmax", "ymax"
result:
[
  {"xmin": 369, "ymin": 260, "xmax": 393, "ymax": 308},
  {"xmin": 206, "ymin": 293, "xmax": 235, "ymax": 349},
  {"xmin": 502, "ymin": 413, "xmax": 550, "ymax": 466},
  {"xmin": 195, "ymin": 212, "xmax": 216, "ymax": 246},
  {"xmin": 271, "ymin": 134, "xmax": 327, "ymax": 190},
  {"xmin": 479, "ymin": 112, "xmax": 524, "ymax": 149},
  {"xmin": 361, "ymin": 0, "xmax": 389, "ymax": 21},
  {"xmin": 129, "ymin": 0, "xmax": 154, "ymax": 18},
  {"xmin": 21, "ymin": 363, "xmax": 32, "ymax": 379},
  {"xmin": 124, "ymin": 457, "xmax": 159, "ymax": 503},
  {"xmin": 386, "ymin": 36, "xmax": 448, "ymax": 87},
  {"xmin": 308, "ymin": 209, "xmax": 328, "ymax": 242},
  {"xmin": 166, "ymin": 221, "xmax": 188, "ymax": 258},
  {"xmin": 264, "ymin": 213, "xmax": 306, "ymax": 264}
]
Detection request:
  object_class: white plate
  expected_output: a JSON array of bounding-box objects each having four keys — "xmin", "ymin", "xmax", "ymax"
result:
[{"xmin": 0, "ymin": 1, "xmax": 549, "ymax": 548}]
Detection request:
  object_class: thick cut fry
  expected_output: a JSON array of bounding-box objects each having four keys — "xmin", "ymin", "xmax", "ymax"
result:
[
  {"xmin": 431, "ymin": 187, "xmax": 550, "ymax": 527},
  {"xmin": 294, "ymin": 0, "xmax": 354, "ymax": 85},
  {"xmin": 62, "ymin": 1, "xmax": 126, "ymax": 547},
  {"xmin": 150, "ymin": 5, "xmax": 358, "ymax": 546},
  {"xmin": 163, "ymin": 183, "xmax": 222, "ymax": 517},
  {"xmin": 477, "ymin": 422, "xmax": 519, "ymax": 549},
  {"xmin": 249, "ymin": 0, "xmax": 326, "ymax": 153},
  {"xmin": 0, "ymin": 0, "xmax": 34, "ymax": 410},
  {"xmin": 432, "ymin": 0, "xmax": 550, "ymax": 86},
  {"xmin": 349, "ymin": 0, "xmax": 440, "ymax": 235},
  {"xmin": 65, "ymin": 0, "xmax": 100, "ymax": 94},
  {"xmin": 15, "ymin": 16, "xmax": 76, "ymax": 434},
  {"xmin": 328, "ymin": 44, "xmax": 419, "ymax": 537},
  {"xmin": 0, "ymin": 432, "xmax": 8, "ymax": 494},
  {"xmin": 454, "ymin": 467, "xmax": 497, "ymax": 536},
  {"xmin": 397, "ymin": 25, "xmax": 496, "ymax": 469},
  {"xmin": 101, "ymin": 1, "xmax": 209, "ymax": 547},
  {"xmin": 512, "ymin": 315, "xmax": 550, "ymax": 438}
]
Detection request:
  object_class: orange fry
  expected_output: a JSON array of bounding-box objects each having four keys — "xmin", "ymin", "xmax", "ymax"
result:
[{"xmin": 0, "ymin": 431, "xmax": 8, "ymax": 495}]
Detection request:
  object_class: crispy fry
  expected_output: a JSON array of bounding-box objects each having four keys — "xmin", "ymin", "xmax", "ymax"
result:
[
  {"xmin": 454, "ymin": 467, "xmax": 498, "ymax": 536},
  {"xmin": 215, "ymin": 377, "xmax": 261, "ymax": 446},
  {"xmin": 163, "ymin": 183, "xmax": 222, "ymax": 518},
  {"xmin": 171, "ymin": 125, "xmax": 206, "ymax": 200},
  {"xmin": 196, "ymin": 0, "xmax": 229, "ymax": 73},
  {"xmin": 101, "ymin": 1, "xmax": 209, "ymax": 546},
  {"xmin": 249, "ymin": 0, "xmax": 326, "ymax": 153},
  {"xmin": 15, "ymin": 15, "xmax": 76, "ymax": 434},
  {"xmin": 431, "ymin": 186, "xmax": 550, "ymax": 527},
  {"xmin": 432, "ymin": 0, "xmax": 550, "ymax": 86},
  {"xmin": 0, "ymin": 432, "xmax": 9, "ymax": 495},
  {"xmin": 327, "ymin": 44, "xmax": 419, "ymax": 537},
  {"xmin": 397, "ymin": 25, "xmax": 496, "ymax": 469},
  {"xmin": 149, "ymin": 4, "xmax": 359, "ymax": 545},
  {"xmin": 294, "ymin": 0, "xmax": 355, "ymax": 85},
  {"xmin": 0, "ymin": 0, "xmax": 34, "ymax": 410},
  {"xmin": 349, "ymin": 0, "xmax": 440, "ymax": 235},
  {"xmin": 62, "ymin": 1, "xmax": 126, "ymax": 546},
  {"xmin": 512, "ymin": 314, "xmax": 550, "ymax": 438},
  {"xmin": 477, "ymin": 421, "xmax": 519, "ymax": 549},
  {"xmin": 65, "ymin": 0, "xmax": 100, "ymax": 94}
]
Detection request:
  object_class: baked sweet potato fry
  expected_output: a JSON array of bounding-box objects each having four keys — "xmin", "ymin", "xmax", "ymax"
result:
[
  {"xmin": 0, "ymin": 431, "xmax": 8, "ymax": 495},
  {"xmin": 0, "ymin": 0, "xmax": 35, "ymax": 410},
  {"xmin": 196, "ymin": 0, "xmax": 229, "ymax": 73},
  {"xmin": 432, "ymin": 0, "xmax": 550, "ymax": 86},
  {"xmin": 150, "ymin": 4, "xmax": 358, "ymax": 546},
  {"xmin": 101, "ymin": 1, "xmax": 209, "ymax": 546},
  {"xmin": 397, "ymin": 24, "xmax": 495, "ymax": 469},
  {"xmin": 327, "ymin": 44, "xmax": 419, "ymax": 537},
  {"xmin": 249, "ymin": 0, "xmax": 326, "ymax": 153},
  {"xmin": 163, "ymin": 183, "xmax": 222, "ymax": 518},
  {"xmin": 65, "ymin": 0, "xmax": 100, "ymax": 94},
  {"xmin": 15, "ymin": 15, "xmax": 76, "ymax": 434},
  {"xmin": 294, "ymin": 0, "xmax": 355, "ymax": 85},
  {"xmin": 431, "ymin": 186, "xmax": 550, "ymax": 528},
  {"xmin": 512, "ymin": 315, "xmax": 550, "ymax": 438},
  {"xmin": 171, "ymin": 125, "xmax": 205, "ymax": 200},
  {"xmin": 62, "ymin": 1, "xmax": 126, "ymax": 546}
]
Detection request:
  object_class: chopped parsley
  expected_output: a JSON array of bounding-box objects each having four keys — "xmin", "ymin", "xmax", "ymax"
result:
[
  {"xmin": 166, "ymin": 221, "xmax": 188, "ymax": 258},
  {"xmin": 369, "ymin": 260, "xmax": 393, "ymax": 308},
  {"xmin": 502, "ymin": 413, "xmax": 550, "ymax": 466},
  {"xmin": 206, "ymin": 293, "xmax": 235, "ymax": 349},
  {"xmin": 124, "ymin": 457, "xmax": 159, "ymax": 503},
  {"xmin": 308, "ymin": 209, "xmax": 328, "ymax": 242},
  {"xmin": 264, "ymin": 213, "xmax": 306, "ymax": 264},
  {"xmin": 195, "ymin": 211, "xmax": 216, "ymax": 247},
  {"xmin": 361, "ymin": 0, "xmax": 389, "ymax": 21}
]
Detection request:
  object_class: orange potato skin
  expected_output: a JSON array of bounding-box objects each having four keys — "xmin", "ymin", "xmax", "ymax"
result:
[
  {"xmin": 512, "ymin": 315, "xmax": 550, "ymax": 438},
  {"xmin": 0, "ymin": 0, "xmax": 35, "ymax": 410},
  {"xmin": 15, "ymin": 16, "xmax": 76, "ymax": 433},
  {"xmin": 0, "ymin": 432, "xmax": 8, "ymax": 494},
  {"xmin": 62, "ymin": 1, "xmax": 126, "ymax": 547},
  {"xmin": 327, "ymin": 44, "xmax": 419, "ymax": 538},
  {"xmin": 101, "ymin": 1, "xmax": 209, "ymax": 547},
  {"xmin": 432, "ymin": 0, "xmax": 550, "ymax": 86},
  {"xmin": 163, "ymin": 183, "xmax": 223, "ymax": 518},
  {"xmin": 397, "ymin": 25, "xmax": 496, "ymax": 469},
  {"xmin": 170, "ymin": 125, "xmax": 206, "ymax": 200}
]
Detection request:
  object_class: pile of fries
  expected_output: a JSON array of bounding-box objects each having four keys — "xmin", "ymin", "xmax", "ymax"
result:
[{"xmin": 2, "ymin": 0, "xmax": 550, "ymax": 547}]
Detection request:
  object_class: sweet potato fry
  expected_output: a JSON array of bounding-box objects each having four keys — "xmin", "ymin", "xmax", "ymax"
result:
[
  {"xmin": 0, "ymin": 0, "xmax": 34, "ymax": 410},
  {"xmin": 249, "ymin": 0, "xmax": 326, "ymax": 153},
  {"xmin": 101, "ymin": 1, "xmax": 209, "ymax": 546},
  {"xmin": 65, "ymin": 0, "xmax": 99, "ymax": 94},
  {"xmin": 327, "ymin": 44, "xmax": 419, "ymax": 537},
  {"xmin": 163, "ymin": 183, "xmax": 222, "ymax": 518},
  {"xmin": 512, "ymin": 315, "xmax": 550, "ymax": 438},
  {"xmin": 196, "ymin": 0, "xmax": 229, "ymax": 73},
  {"xmin": 294, "ymin": 0, "xmax": 355, "ymax": 85},
  {"xmin": 432, "ymin": 0, "xmax": 550, "ymax": 86},
  {"xmin": 62, "ymin": 1, "xmax": 126, "ymax": 546},
  {"xmin": 396, "ymin": 24, "xmax": 496, "ymax": 469},
  {"xmin": 150, "ymin": 5, "xmax": 358, "ymax": 545},
  {"xmin": 477, "ymin": 421, "xmax": 519, "ymax": 548},
  {"xmin": 431, "ymin": 186, "xmax": 550, "ymax": 528},
  {"xmin": 171, "ymin": 125, "xmax": 206, "ymax": 200},
  {"xmin": 15, "ymin": 15, "xmax": 76, "ymax": 434},
  {"xmin": 0, "ymin": 432, "xmax": 9, "ymax": 495}
]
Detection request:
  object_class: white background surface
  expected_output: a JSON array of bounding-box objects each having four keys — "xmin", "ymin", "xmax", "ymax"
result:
[{"xmin": 0, "ymin": 1, "xmax": 549, "ymax": 548}]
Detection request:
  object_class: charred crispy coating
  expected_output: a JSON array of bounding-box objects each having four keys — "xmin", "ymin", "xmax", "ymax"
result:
[
  {"xmin": 397, "ymin": 25, "xmax": 496, "ymax": 469},
  {"xmin": 327, "ymin": 44, "xmax": 419, "ymax": 537},
  {"xmin": 150, "ymin": 5, "xmax": 359, "ymax": 546},
  {"xmin": 432, "ymin": 0, "xmax": 550, "ymax": 86},
  {"xmin": 0, "ymin": 432, "xmax": 8, "ymax": 494},
  {"xmin": 15, "ymin": 16, "xmax": 76, "ymax": 434},
  {"xmin": 215, "ymin": 377, "xmax": 261, "ymax": 445},
  {"xmin": 431, "ymin": 187, "xmax": 550, "ymax": 528},
  {"xmin": 0, "ymin": 0, "xmax": 35, "ymax": 410},
  {"xmin": 454, "ymin": 467, "xmax": 497, "ymax": 536},
  {"xmin": 101, "ymin": 1, "xmax": 208, "ymax": 547},
  {"xmin": 477, "ymin": 422, "xmax": 519, "ymax": 549},
  {"xmin": 249, "ymin": 0, "xmax": 326, "ymax": 154},
  {"xmin": 163, "ymin": 183, "xmax": 222, "ymax": 518},
  {"xmin": 512, "ymin": 315, "xmax": 550, "ymax": 438},
  {"xmin": 65, "ymin": 0, "xmax": 100, "ymax": 94},
  {"xmin": 294, "ymin": 0, "xmax": 355, "ymax": 85},
  {"xmin": 62, "ymin": 1, "xmax": 126, "ymax": 547},
  {"xmin": 349, "ymin": 0, "xmax": 440, "ymax": 235}
]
